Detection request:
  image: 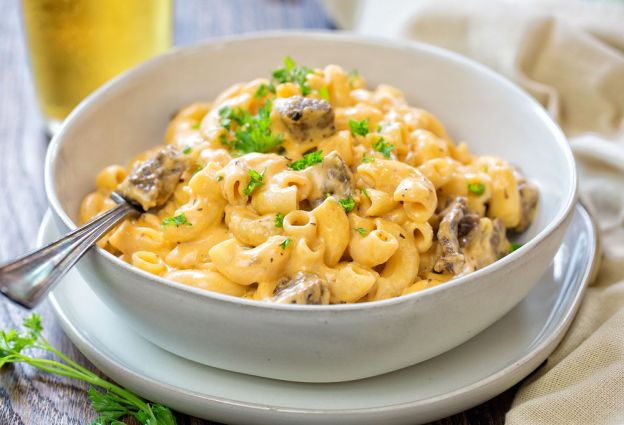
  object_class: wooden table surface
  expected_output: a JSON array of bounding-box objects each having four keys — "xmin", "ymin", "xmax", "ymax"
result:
[{"xmin": 0, "ymin": 1, "xmax": 520, "ymax": 423}]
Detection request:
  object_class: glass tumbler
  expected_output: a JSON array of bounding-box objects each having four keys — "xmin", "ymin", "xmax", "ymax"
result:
[{"xmin": 22, "ymin": 0, "xmax": 173, "ymax": 135}]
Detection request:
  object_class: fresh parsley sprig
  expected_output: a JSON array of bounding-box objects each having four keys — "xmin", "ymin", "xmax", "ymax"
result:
[
  {"xmin": 272, "ymin": 56, "xmax": 313, "ymax": 96},
  {"xmin": 338, "ymin": 196, "xmax": 356, "ymax": 213},
  {"xmin": 361, "ymin": 153, "xmax": 374, "ymax": 163},
  {"xmin": 274, "ymin": 212, "xmax": 285, "ymax": 228},
  {"xmin": 349, "ymin": 119, "xmax": 370, "ymax": 137},
  {"xmin": 279, "ymin": 237, "xmax": 292, "ymax": 250},
  {"xmin": 347, "ymin": 69, "xmax": 359, "ymax": 88},
  {"xmin": 162, "ymin": 213, "xmax": 192, "ymax": 228},
  {"xmin": 254, "ymin": 83, "xmax": 275, "ymax": 99},
  {"xmin": 218, "ymin": 101, "xmax": 283, "ymax": 154},
  {"xmin": 0, "ymin": 315, "xmax": 176, "ymax": 425},
  {"xmin": 243, "ymin": 169, "xmax": 265, "ymax": 196},
  {"xmin": 372, "ymin": 137, "xmax": 394, "ymax": 158},
  {"xmin": 468, "ymin": 182, "xmax": 486, "ymax": 196},
  {"xmin": 287, "ymin": 150, "xmax": 324, "ymax": 171},
  {"xmin": 317, "ymin": 86, "xmax": 330, "ymax": 101}
]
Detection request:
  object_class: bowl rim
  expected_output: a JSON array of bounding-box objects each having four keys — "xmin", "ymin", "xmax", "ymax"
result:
[{"xmin": 44, "ymin": 30, "xmax": 578, "ymax": 312}]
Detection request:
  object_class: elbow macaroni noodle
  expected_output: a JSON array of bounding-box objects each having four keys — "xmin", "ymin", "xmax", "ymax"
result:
[{"xmin": 81, "ymin": 62, "xmax": 537, "ymax": 304}]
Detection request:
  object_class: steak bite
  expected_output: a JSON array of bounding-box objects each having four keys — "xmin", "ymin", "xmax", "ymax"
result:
[
  {"xmin": 116, "ymin": 145, "xmax": 187, "ymax": 211},
  {"xmin": 274, "ymin": 96, "xmax": 336, "ymax": 141},
  {"xmin": 273, "ymin": 272, "xmax": 330, "ymax": 305},
  {"xmin": 306, "ymin": 151, "xmax": 354, "ymax": 208}
]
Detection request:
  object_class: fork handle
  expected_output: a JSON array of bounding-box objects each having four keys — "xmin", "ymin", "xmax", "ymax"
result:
[{"xmin": 0, "ymin": 201, "xmax": 136, "ymax": 309}]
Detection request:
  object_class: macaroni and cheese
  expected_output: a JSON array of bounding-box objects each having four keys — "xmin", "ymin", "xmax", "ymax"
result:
[{"xmin": 80, "ymin": 58, "xmax": 539, "ymax": 304}]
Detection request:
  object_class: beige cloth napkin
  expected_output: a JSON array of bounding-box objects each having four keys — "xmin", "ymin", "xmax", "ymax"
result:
[{"xmin": 323, "ymin": 0, "xmax": 624, "ymax": 423}]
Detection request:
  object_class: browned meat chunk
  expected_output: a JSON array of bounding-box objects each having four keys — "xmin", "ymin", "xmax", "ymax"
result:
[
  {"xmin": 514, "ymin": 180, "xmax": 539, "ymax": 233},
  {"xmin": 308, "ymin": 151, "xmax": 354, "ymax": 208},
  {"xmin": 274, "ymin": 96, "xmax": 336, "ymax": 141},
  {"xmin": 273, "ymin": 272, "xmax": 330, "ymax": 305},
  {"xmin": 116, "ymin": 145, "xmax": 187, "ymax": 211},
  {"xmin": 462, "ymin": 217, "xmax": 510, "ymax": 270},
  {"xmin": 433, "ymin": 195, "xmax": 514, "ymax": 275},
  {"xmin": 434, "ymin": 197, "xmax": 480, "ymax": 275}
]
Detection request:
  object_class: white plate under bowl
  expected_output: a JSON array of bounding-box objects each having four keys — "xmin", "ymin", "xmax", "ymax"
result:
[{"xmin": 45, "ymin": 204, "xmax": 596, "ymax": 425}]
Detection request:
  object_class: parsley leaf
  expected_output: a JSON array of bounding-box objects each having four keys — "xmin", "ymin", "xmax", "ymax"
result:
[
  {"xmin": 182, "ymin": 146, "xmax": 192, "ymax": 154},
  {"xmin": 243, "ymin": 169, "xmax": 265, "ymax": 196},
  {"xmin": 275, "ymin": 212, "xmax": 285, "ymax": 228},
  {"xmin": 280, "ymin": 237, "xmax": 292, "ymax": 250},
  {"xmin": 190, "ymin": 122, "xmax": 200, "ymax": 130},
  {"xmin": 372, "ymin": 137, "xmax": 394, "ymax": 158},
  {"xmin": 23, "ymin": 314, "xmax": 42, "ymax": 335},
  {"xmin": 271, "ymin": 56, "xmax": 313, "ymax": 96},
  {"xmin": 349, "ymin": 119, "xmax": 369, "ymax": 137},
  {"xmin": 218, "ymin": 105, "xmax": 236, "ymax": 130},
  {"xmin": 468, "ymin": 182, "xmax": 486, "ymax": 196},
  {"xmin": 361, "ymin": 153, "xmax": 374, "ymax": 163},
  {"xmin": 354, "ymin": 227, "xmax": 367, "ymax": 236},
  {"xmin": 348, "ymin": 69, "xmax": 359, "ymax": 88},
  {"xmin": 361, "ymin": 187, "xmax": 370, "ymax": 199},
  {"xmin": 255, "ymin": 83, "xmax": 275, "ymax": 99},
  {"xmin": 255, "ymin": 84, "xmax": 267, "ymax": 99},
  {"xmin": 162, "ymin": 214, "xmax": 192, "ymax": 228},
  {"xmin": 216, "ymin": 175, "xmax": 223, "ymax": 182},
  {"xmin": 288, "ymin": 150, "xmax": 324, "ymax": 171},
  {"xmin": 510, "ymin": 242, "xmax": 522, "ymax": 252},
  {"xmin": 339, "ymin": 196, "xmax": 356, "ymax": 213},
  {"xmin": 318, "ymin": 86, "xmax": 330, "ymax": 101}
]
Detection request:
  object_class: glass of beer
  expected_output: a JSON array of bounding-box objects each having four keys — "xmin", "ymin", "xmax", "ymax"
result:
[{"xmin": 22, "ymin": 0, "xmax": 173, "ymax": 135}]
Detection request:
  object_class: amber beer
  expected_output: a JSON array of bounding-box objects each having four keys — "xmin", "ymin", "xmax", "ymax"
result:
[{"xmin": 22, "ymin": 0, "xmax": 172, "ymax": 133}]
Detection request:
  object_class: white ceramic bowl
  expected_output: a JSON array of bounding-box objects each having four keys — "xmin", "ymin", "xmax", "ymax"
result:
[{"xmin": 45, "ymin": 32, "xmax": 577, "ymax": 383}]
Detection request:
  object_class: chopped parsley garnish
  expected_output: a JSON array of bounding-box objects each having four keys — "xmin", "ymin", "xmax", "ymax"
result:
[
  {"xmin": 274, "ymin": 212, "xmax": 285, "ymax": 228},
  {"xmin": 243, "ymin": 169, "xmax": 265, "ymax": 196},
  {"xmin": 216, "ymin": 175, "xmax": 223, "ymax": 181},
  {"xmin": 376, "ymin": 123, "xmax": 383, "ymax": 132},
  {"xmin": 191, "ymin": 122, "xmax": 200, "ymax": 130},
  {"xmin": 182, "ymin": 146, "xmax": 192, "ymax": 154},
  {"xmin": 218, "ymin": 105, "xmax": 239, "ymax": 130},
  {"xmin": 193, "ymin": 165, "xmax": 204, "ymax": 175},
  {"xmin": 372, "ymin": 137, "xmax": 394, "ymax": 158},
  {"xmin": 280, "ymin": 237, "xmax": 292, "ymax": 250},
  {"xmin": 361, "ymin": 187, "xmax": 370, "ymax": 199},
  {"xmin": 355, "ymin": 227, "xmax": 367, "ymax": 236},
  {"xmin": 349, "ymin": 119, "xmax": 370, "ymax": 137},
  {"xmin": 219, "ymin": 101, "xmax": 283, "ymax": 154},
  {"xmin": 468, "ymin": 182, "xmax": 486, "ymax": 196},
  {"xmin": 272, "ymin": 56, "xmax": 313, "ymax": 96},
  {"xmin": 288, "ymin": 150, "xmax": 324, "ymax": 171},
  {"xmin": 361, "ymin": 153, "xmax": 374, "ymax": 163},
  {"xmin": 254, "ymin": 82, "xmax": 275, "ymax": 99},
  {"xmin": 510, "ymin": 242, "xmax": 522, "ymax": 252},
  {"xmin": 348, "ymin": 69, "xmax": 359, "ymax": 88},
  {"xmin": 338, "ymin": 196, "xmax": 356, "ymax": 213},
  {"xmin": 162, "ymin": 213, "xmax": 192, "ymax": 228},
  {"xmin": 318, "ymin": 86, "xmax": 330, "ymax": 101}
]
